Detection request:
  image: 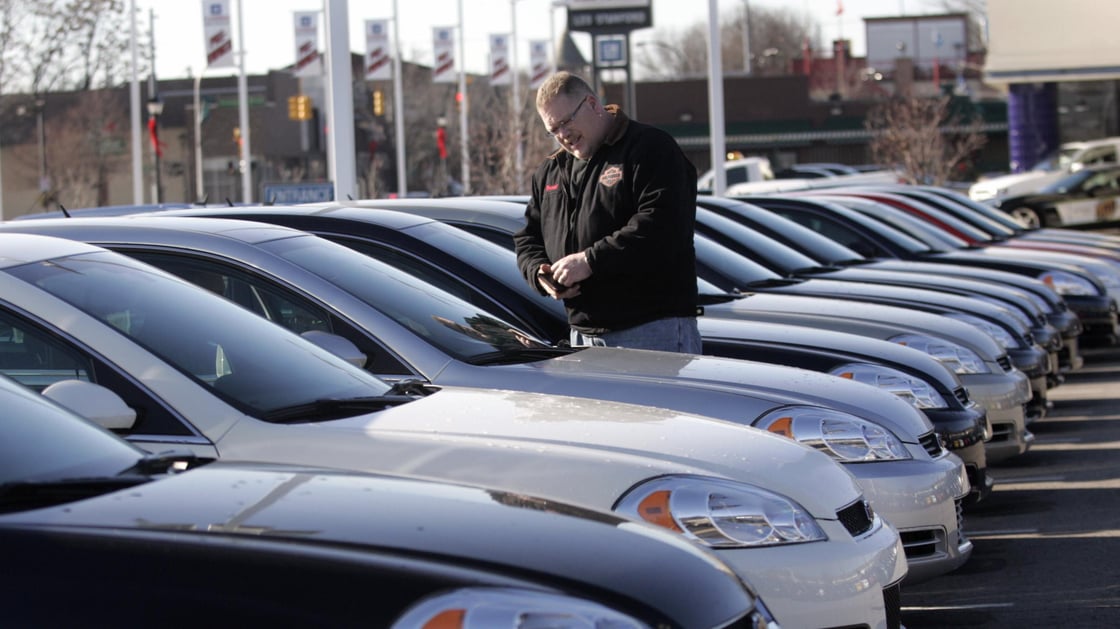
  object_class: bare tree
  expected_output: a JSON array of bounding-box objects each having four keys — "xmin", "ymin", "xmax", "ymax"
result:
[
  {"xmin": 9, "ymin": 0, "xmax": 131, "ymax": 94},
  {"xmin": 865, "ymin": 95, "xmax": 987, "ymax": 185},
  {"xmin": 11, "ymin": 89, "xmax": 128, "ymax": 210},
  {"xmin": 635, "ymin": 4, "xmax": 818, "ymax": 79}
]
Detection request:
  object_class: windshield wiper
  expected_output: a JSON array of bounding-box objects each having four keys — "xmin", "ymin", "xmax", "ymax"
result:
[
  {"xmin": 469, "ymin": 346, "xmax": 576, "ymax": 366},
  {"xmin": 261, "ymin": 380, "xmax": 437, "ymax": 423}
]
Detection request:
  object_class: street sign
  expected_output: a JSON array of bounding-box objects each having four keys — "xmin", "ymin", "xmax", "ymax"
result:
[
  {"xmin": 567, "ymin": 0, "xmax": 651, "ymax": 34},
  {"xmin": 596, "ymin": 35, "xmax": 627, "ymax": 67},
  {"xmin": 262, "ymin": 182, "xmax": 335, "ymax": 204}
]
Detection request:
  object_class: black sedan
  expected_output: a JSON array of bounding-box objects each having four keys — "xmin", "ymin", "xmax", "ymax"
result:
[{"xmin": 0, "ymin": 373, "xmax": 771, "ymax": 629}]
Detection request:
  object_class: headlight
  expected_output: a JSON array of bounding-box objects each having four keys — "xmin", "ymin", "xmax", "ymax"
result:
[
  {"xmin": 944, "ymin": 312, "xmax": 1020, "ymax": 349},
  {"xmin": 616, "ymin": 475, "xmax": 827, "ymax": 548},
  {"xmin": 890, "ymin": 333, "xmax": 990, "ymax": 374},
  {"xmin": 754, "ymin": 406, "xmax": 911, "ymax": 462},
  {"xmin": 391, "ymin": 588, "xmax": 649, "ymax": 629},
  {"xmin": 831, "ymin": 362, "xmax": 948, "ymax": 409},
  {"xmin": 1039, "ymin": 270, "xmax": 1100, "ymax": 296}
]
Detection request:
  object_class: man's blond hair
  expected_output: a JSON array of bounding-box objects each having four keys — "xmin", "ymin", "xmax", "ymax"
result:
[{"xmin": 535, "ymin": 71, "xmax": 595, "ymax": 110}]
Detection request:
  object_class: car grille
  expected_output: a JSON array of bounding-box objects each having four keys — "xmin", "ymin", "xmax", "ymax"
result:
[
  {"xmin": 899, "ymin": 528, "xmax": 940, "ymax": 559},
  {"xmin": 837, "ymin": 499, "xmax": 875, "ymax": 537},
  {"xmin": 953, "ymin": 387, "xmax": 971, "ymax": 407},
  {"xmin": 919, "ymin": 431, "xmax": 944, "ymax": 458},
  {"xmin": 997, "ymin": 354, "xmax": 1014, "ymax": 372}
]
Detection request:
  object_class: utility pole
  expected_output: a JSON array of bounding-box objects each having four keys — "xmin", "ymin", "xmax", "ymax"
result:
[
  {"xmin": 147, "ymin": 9, "xmax": 162, "ymax": 204},
  {"xmin": 235, "ymin": 0, "xmax": 253, "ymax": 202}
]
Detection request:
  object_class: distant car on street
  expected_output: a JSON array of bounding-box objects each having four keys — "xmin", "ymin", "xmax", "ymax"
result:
[{"xmin": 991, "ymin": 164, "xmax": 1120, "ymax": 228}]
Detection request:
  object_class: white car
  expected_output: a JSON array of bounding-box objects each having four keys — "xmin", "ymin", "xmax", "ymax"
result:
[
  {"xmin": 969, "ymin": 136, "xmax": 1120, "ymax": 203},
  {"xmin": 0, "ymin": 233, "xmax": 906, "ymax": 628}
]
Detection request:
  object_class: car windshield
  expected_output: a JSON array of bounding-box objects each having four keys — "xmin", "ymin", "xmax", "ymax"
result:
[
  {"xmin": 0, "ymin": 375, "xmax": 142, "ymax": 486},
  {"xmin": 1039, "ymin": 169, "xmax": 1094, "ymax": 194},
  {"xmin": 257, "ymin": 234, "xmax": 552, "ymax": 361},
  {"xmin": 6, "ymin": 251, "xmax": 391, "ymax": 416},
  {"xmin": 694, "ymin": 233, "xmax": 787, "ymax": 291}
]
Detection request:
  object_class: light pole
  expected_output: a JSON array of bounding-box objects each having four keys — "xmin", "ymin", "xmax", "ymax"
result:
[
  {"xmin": 147, "ymin": 96, "xmax": 164, "ymax": 203},
  {"xmin": 35, "ymin": 98, "xmax": 47, "ymax": 194}
]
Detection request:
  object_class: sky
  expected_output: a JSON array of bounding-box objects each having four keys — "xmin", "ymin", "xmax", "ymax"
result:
[{"xmin": 138, "ymin": 0, "xmax": 934, "ymax": 81}]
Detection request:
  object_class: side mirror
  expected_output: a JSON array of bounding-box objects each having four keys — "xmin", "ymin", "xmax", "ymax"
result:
[
  {"xmin": 42, "ymin": 380, "xmax": 137, "ymax": 430},
  {"xmin": 301, "ymin": 330, "xmax": 368, "ymax": 368}
]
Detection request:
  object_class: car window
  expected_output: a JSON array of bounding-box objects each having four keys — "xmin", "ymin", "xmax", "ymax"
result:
[
  {"xmin": 0, "ymin": 309, "xmax": 195, "ymax": 437},
  {"xmin": 694, "ymin": 234, "xmax": 784, "ymax": 291},
  {"xmin": 256, "ymin": 235, "xmax": 550, "ymax": 360},
  {"xmin": 0, "ymin": 317, "xmax": 90, "ymax": 389},
  {"xmin": 5, "ymin": 251, "xmax": 390, "ymax": 417},
  {"xmin": 123, "ymin": 252, "xmax": 414, "ymax": 377},
  {"xmin": 1077, "ymin": 146, "xmax": 1117, "ymax": 168},
  {"xmin": 767, "ymin": 208, "xmax": 892, "ymax": 259}
]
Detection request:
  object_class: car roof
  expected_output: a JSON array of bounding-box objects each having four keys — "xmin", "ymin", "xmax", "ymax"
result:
[{"xmin": 0, "ymin": 232, "xmax": 108, "ymax": 268}]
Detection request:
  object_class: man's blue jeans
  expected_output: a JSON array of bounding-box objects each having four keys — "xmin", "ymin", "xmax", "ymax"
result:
[{"xmin": 570, "ymin": 317, "xmax": 702, "ymax": 353}]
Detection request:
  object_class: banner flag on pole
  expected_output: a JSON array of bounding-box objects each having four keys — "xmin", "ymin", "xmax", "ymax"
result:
[
  {"xmin": 293, "ymin": 11, "xmax": 321, "ymax": 77},
  {"xmin": 364, "ymin": 19, "xmax": 391, "ymax": 80},
  {"xmin": 432, "ymin": 27, "xmax": 457, "ymax": 83},
  {"xmin": 528, "ymin": 39, "xmax": 553, "ymax": 89},
  {"xmin": 201, "ymin": 0, "xmax": 234, "ymax": 68},
  {"xmin": 489, "ymin": 34, "xmax": 511, "ymax": 86}
]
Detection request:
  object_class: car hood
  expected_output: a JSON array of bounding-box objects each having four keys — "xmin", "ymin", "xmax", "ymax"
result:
[
  {"xmin": 695, "ymin": 317, "xmax": 964, "ymax": 391},
  {"xmin": 863, "ymin": 259, "xmax": 1062, "ymax": 307},
  {"xmin": 213, "ymin": 386, "xmax": 862, "ymax": 519},
  {"xmin": 0, "ymin": 462, "xmax": 754, "ymax": 623},
  {"xmin": 769, "ymin": 278, "xmax": 1027, "ymax": 332},
  {"xmin": 821, "ymin": 267, "xmax": 1039, "ymax": 316},
  {"xmin": 702, "ymin": 292, "xmax": 1006, "ymax": 360},
  {"xmin": 507, "ymin": 347, "xmax": 936, "ymax": 440}
]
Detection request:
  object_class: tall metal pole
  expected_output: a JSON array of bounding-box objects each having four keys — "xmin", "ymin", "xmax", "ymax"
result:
[
  {"xmin": 148, "ymin": 9, "xmax": 161, "ymax": 204},
  {"xmin": 511, "ymin": 0, "xmax": 523, "ymax": 192},
  {"xmin": 236, "ymin": 0, "xmax": 253, "ymax": 202},
  {"xmin": 392, "ymin": 0, "xmax": 407, "ymax": 196},
  {"xmin": 325, "ymin": 0, "xmax": 357, "ymax": 200},
  {"xmin": 129, "ymin": 0, "xmax": 143, "ymax": 204},
  {"xmin": 741, "ymin": 0, "xmax": 752, "ymax": 75},
  {"xmin": 707, "ymin": 0, "xmax": 727, "ymax": 196},
  {"xmin": 458, "ymin": 0, "xmax": 470, "ymax": 194},
  {"xmin": 194, "ymin": 72, "xmax": 204, "ymax": 201}
]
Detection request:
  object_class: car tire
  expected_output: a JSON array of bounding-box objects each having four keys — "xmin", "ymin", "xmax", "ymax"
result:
[{"xmin": 1006, "ymin": 205, "xmax": 1042, "ymax": 229}]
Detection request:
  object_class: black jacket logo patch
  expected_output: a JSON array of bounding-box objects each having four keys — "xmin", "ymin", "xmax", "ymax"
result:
[{"xmin": 599, "ymin": 165, "xmax": 623, "ymax": 187}]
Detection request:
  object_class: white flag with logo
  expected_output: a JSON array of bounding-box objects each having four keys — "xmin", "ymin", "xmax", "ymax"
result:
[
  {"xmin": 489, "ymin": 34, "xmax": 511, "ymax": 86},
  {"xmin": 364, "ymin": 19, "xmax": 391, "ymax": 80},
  {"xmin": 432, "ymin": 27, "xmax": 456, "ymax": 83},
  {"xmin": 293, "ymin": 12, "xmax": 320, "ymax": 77},
  {"xmin": 201, "ymin": 0, "xmax": 234, "ymax": 69},
  {"xmin": 529, "ymin": 39, "xmax": 553, "ymax": 89}
]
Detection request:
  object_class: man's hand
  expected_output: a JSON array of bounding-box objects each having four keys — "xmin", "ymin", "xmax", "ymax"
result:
[
  {"xmin": 550, "ymin": 251, "xmax": 591, "ymax": 286},
  {"xmin": 537, "ymin": 263, "xmax": 581, "ymax": 299}
]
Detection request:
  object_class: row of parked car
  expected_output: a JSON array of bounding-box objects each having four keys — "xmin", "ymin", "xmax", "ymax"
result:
[{"xmin": 2, "ymin": 182, "xmax": 1118, "ymax": 628}]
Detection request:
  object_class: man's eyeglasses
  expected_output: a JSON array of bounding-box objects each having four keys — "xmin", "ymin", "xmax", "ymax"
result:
[{"xmin": 545, "ymin": 96, "xmax": 588, "ymax": 138}]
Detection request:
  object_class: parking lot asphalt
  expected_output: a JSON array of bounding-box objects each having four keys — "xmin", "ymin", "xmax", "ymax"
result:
[{"xmin": 900, "ymin": 341, "xmax": 1120, "ymax": 627}]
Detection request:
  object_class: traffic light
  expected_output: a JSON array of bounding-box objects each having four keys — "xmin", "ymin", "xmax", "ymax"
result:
[
  {"xmin": 288, "ymin": 94, "xmax": 312, "ymax": 121},
  {"xmin": 373, "ymin": 90, "xmax": 384, "ymax": 116}
]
